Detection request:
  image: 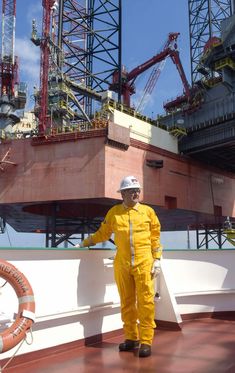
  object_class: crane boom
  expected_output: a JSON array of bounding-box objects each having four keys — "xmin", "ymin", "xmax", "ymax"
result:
[
  {"xmin": 136, "ymin": 60, "xmax": 166, "ymax": 112},
  {"xmin": 110, "ymin": 32, "xmax": 190, "ymax": 107},
  {"xmin": 169, "ymin": 49, "xmax": 191, "ymax": 98},
  {"xmin": 136, "ymin": 33, "xmax": 180, "ymax": 112},
  {"xmin": 127, "ymin": 47, "xmax": 174, "ymax": 82},
  {"xmin": 38, "ymin": 0, "xmax": 56, "ymax": 134}
]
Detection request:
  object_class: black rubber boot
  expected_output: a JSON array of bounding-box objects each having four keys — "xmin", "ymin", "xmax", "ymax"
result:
[
  {"xmin": 119, "ymin": 339, "xmax": 139, "ymax": 351},
  {"xmin": 139, "ymin": 344, "xmax": 151, "ymax": 357}
]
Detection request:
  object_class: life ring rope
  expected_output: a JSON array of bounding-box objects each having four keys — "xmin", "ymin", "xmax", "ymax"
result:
[
  {"xmin": 0, "ymin": 328, "xmax": 33, "ymax": 372},
  {"xmin": 0, "ymin": 259, "xmax": 35, "ymax": 353}
]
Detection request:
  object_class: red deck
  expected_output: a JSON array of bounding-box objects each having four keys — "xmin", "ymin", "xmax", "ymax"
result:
[{"xmin": 2, "ymin": 315, "xmax": 235, "ymax": 373}]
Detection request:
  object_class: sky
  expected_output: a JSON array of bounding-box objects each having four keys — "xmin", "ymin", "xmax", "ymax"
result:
[{"xmin": 0, "ymin": 0, "xmax": 231, "ymax": 249}]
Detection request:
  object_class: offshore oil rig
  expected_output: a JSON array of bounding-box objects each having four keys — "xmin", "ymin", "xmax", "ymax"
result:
[{"xmin": 0, "ymin": 0, "xmax": 234, "ymax": 248}]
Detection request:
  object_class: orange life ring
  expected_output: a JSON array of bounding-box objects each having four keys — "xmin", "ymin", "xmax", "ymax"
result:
[{"xmin": 0, "ymin": 259, "xmax": 35, "ymax": 353}]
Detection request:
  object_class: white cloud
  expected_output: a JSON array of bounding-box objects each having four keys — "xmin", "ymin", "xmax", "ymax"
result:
[
  {"xmin": 15, "ymin": 37, "xmax": 39, "ymax": 64},
  {"xmin": 15, "ymin": 37, "xmax": 40, "ymax": 110},
  {"xmin": 15, "ymin": 37, "xmax": 40, "ymax": 83}
]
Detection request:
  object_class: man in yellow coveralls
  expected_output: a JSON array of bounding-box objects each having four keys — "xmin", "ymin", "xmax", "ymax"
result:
[{"xmin": 76, "ymin": 176, "xmax": 162, "ymax": 357}]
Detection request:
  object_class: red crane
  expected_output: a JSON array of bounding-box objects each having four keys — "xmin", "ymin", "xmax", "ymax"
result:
[
  {"xmin": 136, "ymin": 33, "xmax": 180, "ymax": 112},
  {"xmin": 136, "ymin": 58, "xmax": 166, "ymax": 113},
  {"xmin": 37, "ymin": 0, "xmax": 57, "ymax": 134},
  {"xmin": 0, "ymin": 0, "xmax": 18, "ymax": 101},
  {"xmin": 110, "ymin": 32, "xmax": 190, "ymax": 108},
  {"xmin": 0, "ymin": 0, "xmax": 27, "ymax": 119}
]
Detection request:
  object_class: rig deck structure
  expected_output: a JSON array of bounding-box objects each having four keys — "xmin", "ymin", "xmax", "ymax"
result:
[{"xmin": 0, "ymin": 107, "xmax": 234, "ymax": 247}]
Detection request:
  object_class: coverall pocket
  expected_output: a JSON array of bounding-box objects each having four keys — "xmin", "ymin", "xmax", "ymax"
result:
[{"xmin": 137, "ymin": 263, "xmax": 154, "ymax": 298}]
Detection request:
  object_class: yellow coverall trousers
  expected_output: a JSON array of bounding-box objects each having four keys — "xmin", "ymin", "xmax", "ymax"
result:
[{"xmin": 114, "ymin": 258, "xmax": 155, "ymax": 345}]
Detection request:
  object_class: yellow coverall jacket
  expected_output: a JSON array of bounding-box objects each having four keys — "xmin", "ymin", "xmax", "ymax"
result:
[{"xmin": 83, "ymin": 202, "xmax": 162, "ymax": 345}]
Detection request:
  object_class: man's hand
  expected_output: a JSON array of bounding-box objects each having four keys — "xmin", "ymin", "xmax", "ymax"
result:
[
  {"xmin": 151, "ymin": 259, "xmax": 161, "ymax": 279},
  {"xmin": 75, "ymin": 236, "xmax": 93, "ymax": 248},
  {"xmin": 75, "ymin": 242, "xmax": 83, "ymax": 248}
]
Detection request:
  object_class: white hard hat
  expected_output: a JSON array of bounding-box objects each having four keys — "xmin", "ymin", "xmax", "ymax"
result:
[{"xmin": 117, "ymin": 176, "xmax": 141, "ymax": 192}]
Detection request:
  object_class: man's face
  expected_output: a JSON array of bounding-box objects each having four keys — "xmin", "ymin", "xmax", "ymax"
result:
[{"xmin": 121, "ymin": 188, "xmax": 141, "ymax": 207}]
